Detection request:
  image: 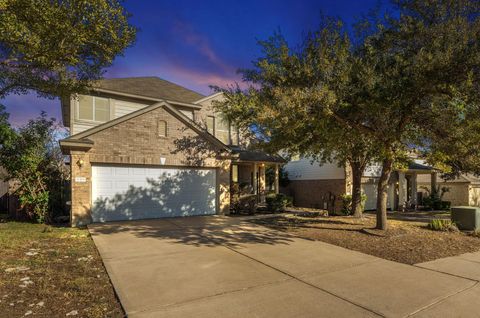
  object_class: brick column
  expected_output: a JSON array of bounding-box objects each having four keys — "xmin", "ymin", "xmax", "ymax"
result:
[
  {"xmin": 217, "ymin": 160, "xmax": 231, "ymax": 215},
  {"xmin": 70, "ymin": 151, "xmax": 92, "ymax": 227}
]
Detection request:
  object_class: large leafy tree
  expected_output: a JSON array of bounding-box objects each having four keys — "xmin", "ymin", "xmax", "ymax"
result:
[
  {"xmin": 216, "ymin": 0, "xmax": 480, "ymax": 230},
  {"xmin": 352, "ymin": 0, "xmax": 480, "ymax": 229},
  {"xmin": 0, "ymin": 0, "xmax": 136, "ymax": 98},
  {"xmin": 214, "ymin": 21, "xmax": 380, "ymax": 218},
  {"xmin": 0, "ymin": 108, "xmax": 68, "ymax": 223}
]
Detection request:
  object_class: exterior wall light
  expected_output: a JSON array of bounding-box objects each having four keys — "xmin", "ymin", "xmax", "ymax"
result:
[{"xmin": 77, "ymin": 159, "xmax": 84, "ymax": 167}]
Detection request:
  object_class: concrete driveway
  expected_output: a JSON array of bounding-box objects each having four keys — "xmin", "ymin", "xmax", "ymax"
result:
[{"xmin": 89, "ymin": 216, "xmax": 479, "ymax": 318}]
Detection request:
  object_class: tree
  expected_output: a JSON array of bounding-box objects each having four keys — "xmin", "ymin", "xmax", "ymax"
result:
[
  {"xmin": 0, "ymin": 0, "xmax": 136, "ymax": 98},
  {"xmin": 215, "ymin": 0, "xmax": 480, "ymax": 230},
  {"xmin": 0, "ymin": 109, "xmax": 68, "ymax": 223},
  {"xmin": 352, "ymin": 0, "xmax": 480, "ymax": 229},
  {"xmin": 214, "ymin": 21, "xmax": 379, "ymax": 218}
]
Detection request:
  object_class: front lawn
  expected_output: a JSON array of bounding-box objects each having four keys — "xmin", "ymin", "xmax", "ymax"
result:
[
  {"xmin": 250, "ymin": 213, "xmax": 480, "ymax": 264},
  {"xmin": 0, "ymin": 222, "xmax": 123, "ymax": 317}
]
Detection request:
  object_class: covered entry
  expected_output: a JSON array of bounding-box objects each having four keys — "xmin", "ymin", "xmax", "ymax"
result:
[{"xmin": 91, "ymin": 165, "xmax": 217, "ymax": 222}]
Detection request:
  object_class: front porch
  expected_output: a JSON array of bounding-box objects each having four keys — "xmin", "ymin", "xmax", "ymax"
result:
[
  {"xmin": 232, "ymin": 162, "xmax": 281, "ymax": 203},
  {"xmin": 229, "ymin": 148, "xmax": 285, "ymax": 204},
  {"xmin": 393, "ymin": 162, "xmax": 439, "ymax": 211}
]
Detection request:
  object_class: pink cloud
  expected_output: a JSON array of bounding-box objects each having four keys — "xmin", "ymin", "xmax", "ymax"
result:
[
  {"xmin": 173, "ymin": 21, "xmax": 236, "ymax": 75},
  {"xmin": 158, "ymin": 63, "xmax": 247, "ymax": 95}
]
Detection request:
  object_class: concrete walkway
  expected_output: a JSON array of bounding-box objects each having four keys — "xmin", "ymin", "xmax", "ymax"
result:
[
  {"xmin": 414, "ymin": 252, "xmax": 480, "ymax": 317},
  {"xmin": 89, "ymin": 216, "xmax": 479, "ymax": 318}
]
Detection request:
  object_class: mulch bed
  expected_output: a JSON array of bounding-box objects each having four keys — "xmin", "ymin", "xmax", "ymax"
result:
[
  {"xmin": 250, "ymin": 214, "xmax": 480, "ymax": 264},
  {"xmin": 0, "ymin": 222, "xmax": 124, "ymax": 318}
]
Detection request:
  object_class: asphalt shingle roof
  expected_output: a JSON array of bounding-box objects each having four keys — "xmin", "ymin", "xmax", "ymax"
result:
[
  {"xmin": 94, "ymin": 77, "xmax": 205, "ymax": 103},
  {"xmin": 231, "ymin": 147, "xmax": 285, "ymax": 163}
]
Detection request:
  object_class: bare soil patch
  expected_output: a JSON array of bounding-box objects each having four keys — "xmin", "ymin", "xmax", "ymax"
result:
[
  {"xmin": 0, "ymin": 222, "xmax": 123, "ymax": 317},
  {"xmin": 250, "ymin": 214, "xmax": 480, "ymax": 264}
]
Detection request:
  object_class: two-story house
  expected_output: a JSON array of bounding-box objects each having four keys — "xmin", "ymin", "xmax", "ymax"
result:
[{"xmin": 60, "ymin": 77, "xmax": 283, "ymax": 226}]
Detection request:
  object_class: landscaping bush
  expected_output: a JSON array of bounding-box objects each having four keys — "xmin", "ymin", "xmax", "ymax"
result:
[
  {"xmin": 441, "ymin": 201, "xmax": 451, "ymax": 210},
  {"xmin": 231, "ymin": 183, "xmax": 257, "ymax": 214},
  {"xmin": 266, "ymin": 193, "xmax": 292, "ymax": 213},
  {"xmin": 340, "ymin": 194, "xmax": 367, "ymax": 215},
  {"xmin": 428, "ymin": 219, "xmax": 458, "ymax": 232},
  {"xmin": 421, "ymin": 186, "xmax": 450, "ymax": 210},
  {"xmin": 232, "ymin": 194, "xmax": 257, "ymax": 215}
]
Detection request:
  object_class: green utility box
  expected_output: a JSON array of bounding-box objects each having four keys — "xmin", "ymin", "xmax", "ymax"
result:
[{"xmin": 451, "ymin": 206, "xmax": 480, "ymax": 231}]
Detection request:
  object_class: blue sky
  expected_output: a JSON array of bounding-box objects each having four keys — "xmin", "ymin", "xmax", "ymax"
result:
[{"xmin": 2, "ymin": 0, "xmax": 386, "ymax": 127}]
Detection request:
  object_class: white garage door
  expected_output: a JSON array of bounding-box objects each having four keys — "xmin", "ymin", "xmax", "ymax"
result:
[
  {"xmin": 91, "ymin": 165, "xmax": 217, "ymax": 222},
  {"xmin": 362, "ymin": 184, "xmax": 378, "ymax": 211},
  {"xmin": 362, "ymin": 183, "xmax": 394, "ymax": 211}
]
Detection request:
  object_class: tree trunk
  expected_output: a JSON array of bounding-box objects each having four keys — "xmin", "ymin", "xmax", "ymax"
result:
[
  {"xmin": 376, "ymin": 158, "xmax": 393, "ymax": 230},
  {"xmin": 350, "ymin": 161, "xmax": 365, "ymax": 218}
]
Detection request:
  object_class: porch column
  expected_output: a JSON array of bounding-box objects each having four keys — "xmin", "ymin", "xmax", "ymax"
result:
[
  {"xmin": 431, "ymin": 171, "xmax": 438, "ymax": 192},
  {"xmin": 388, "ymin": 183, "xmax": 395, "ymax": 211},
  {"xmin": 398, "ymin": 172, "xmax": 407, "ymax": 211},
  {"xmin": 274, "ymin": 164, "xmax": 280, "ymax": 194},
  {"xmin": 259, "ymin": 163, "xmax": 266, "ymax": 203},
  {"xmin": 253, "ymin": 163, "xmax": 258, "ymax": 195},
  {"xmin": 411, "ymin": 172, "xmax": 418, "ymax": 209}
]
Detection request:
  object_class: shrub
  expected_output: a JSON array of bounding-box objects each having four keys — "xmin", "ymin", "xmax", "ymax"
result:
[
  {"xmin": 421, "ymin": 186, "xmax": 450, "ymax": 210},
  {"xmin": 428, "ymin": 219, "xmax": 458, "ymax": 232},
  {"xmin": 340, "ymin": 194, "xmax": 367, "ymax": 215},
  {"xmin": 266, "ymin": 193, "xmax": 292, "ymax": 213},
  {"xmin": 231, "ymin": 194, "xmax": 257, "ymax": 215}
]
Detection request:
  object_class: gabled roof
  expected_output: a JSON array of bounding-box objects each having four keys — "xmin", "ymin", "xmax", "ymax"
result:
[
  {"xmin": 60, "ymin": 101, "xmax": 231, "ymax": 153},
  {"xmin": 94, "ymin": 77, "xmax": 205, "ymax": 104}
]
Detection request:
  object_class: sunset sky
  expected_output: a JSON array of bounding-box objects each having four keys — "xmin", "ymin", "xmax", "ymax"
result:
[{"xmin": 2, "ymin": 0, "xmax": 387, "ymax": 127}]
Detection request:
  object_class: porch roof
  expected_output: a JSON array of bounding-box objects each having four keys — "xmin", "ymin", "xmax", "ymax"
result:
[
  {"xmin": 407, "ymin": 161, "xmax": 434, "ymax": 172},
  {"xmin": 230, "ymin": 147, "xmax": 285, "ymax": 164}
]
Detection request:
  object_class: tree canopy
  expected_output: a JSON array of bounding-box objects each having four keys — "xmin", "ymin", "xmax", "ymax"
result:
[
  {"xmin": 214, "ymin": 0, "xmax": 480, "ymax": 229},
  {"xmin": 0, "ymin": 0, "xmax": 136, "ymax": 98}
]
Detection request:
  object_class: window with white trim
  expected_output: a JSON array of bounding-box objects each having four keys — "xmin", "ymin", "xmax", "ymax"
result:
[
  {"xmin": 78, "ymin": 95, "xmax": 110, "ymax": 122},
  {"xmin": 216, "ymin": 117, "xmax": 230, "ymax": 144},
  {"xmin": 206, "ymin": 115, "xmax": 240, "ymax": 145}
]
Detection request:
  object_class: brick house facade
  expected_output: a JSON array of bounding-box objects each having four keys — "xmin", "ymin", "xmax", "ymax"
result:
[{"xmin": 60, "ymin": 77, "xmax": 283, "ymax": 226}]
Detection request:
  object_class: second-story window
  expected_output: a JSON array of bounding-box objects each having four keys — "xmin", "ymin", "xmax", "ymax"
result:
[
  {"xmin": 78, "ymin": 95, "xmax": 110, "ymax": 122},
  {"xmin": 207, "ymin": 116, "xmax": 215, "ymax": 135},
  {"xmin": 216, "ymin": 117, "xmax": 230, "ymax": 144},
  {"xmin": 206, "ymin": 115, "xmax": 240, "ymax": 146}
]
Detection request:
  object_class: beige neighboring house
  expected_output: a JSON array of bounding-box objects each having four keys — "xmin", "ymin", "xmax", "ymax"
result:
[
  {"xmin": 59, "ymin": 77, "xmax": 283, "ymax": 226},
  {"xmin": 418, "ymin": 174, "xmax": 480, "ymax": 207},
  {"xmin": 283, "ymin": 158, "xmax": 437, "ymax": 213}
]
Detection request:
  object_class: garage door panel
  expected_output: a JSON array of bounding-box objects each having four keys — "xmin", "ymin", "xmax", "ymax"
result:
[{"xmin": 92, "ymin": 165, "xmax": 217, "ymax": 222}]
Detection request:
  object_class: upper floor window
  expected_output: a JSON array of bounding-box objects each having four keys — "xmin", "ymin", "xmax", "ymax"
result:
[
  {"xmin": 78, "ymin": 95, "xmax": 110, "ymax": 122},
  {"xmin": 206, "ymin": 115, "xmax": 239, "ymax": 146}
]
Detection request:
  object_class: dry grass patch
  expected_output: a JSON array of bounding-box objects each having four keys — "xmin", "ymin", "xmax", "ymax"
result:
[
  {"xmin": 250, "ymin": 214, "xmax": 480, "ymax": 264},
  {"xmin": 0, "ymin": 222, "xmax": 123, "ymax": 317}
]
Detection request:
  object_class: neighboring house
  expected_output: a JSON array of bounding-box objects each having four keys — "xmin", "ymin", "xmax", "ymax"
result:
[
  {"xmin": 283, "ymin": 157, "xmax": 437, "ymax": 213},
  {"xmin": 0, "ymin": 167, "xmax": 21, "ymax": 219},
  {"xmin": 59, "ymin": 77, "xmax": 283, "ymax": 226},
  {"xmin": 418, "ymin": 174, "xmax": 480, "ymax": 207}
]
